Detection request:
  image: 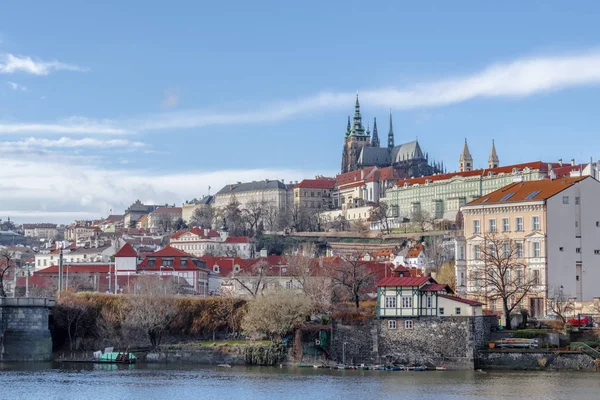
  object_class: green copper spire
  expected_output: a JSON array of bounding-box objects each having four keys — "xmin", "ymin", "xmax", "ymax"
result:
[
  {"xmin": 387, "ymin": 110, "xmax": 394, "ymax": 148},
  {"xmin": 350, "ymin": 93, "xmax": 365, "ymax": 136},
  {"xmin": 371, "ymin": 117, "xmax": 380, "ymax": 147},
  {"xmin": 345, "ymin": 116, "xmax": 351, "ymax": 136}
]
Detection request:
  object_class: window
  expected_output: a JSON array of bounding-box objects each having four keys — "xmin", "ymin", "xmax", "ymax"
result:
[
  {"xmin": 525, "ymin": 190, "xmax": 541, "ymax": 200},
  {"xmin": 516, "ymin": 242, "xmax": 524, "ymax": 258},
  {"xmin": 285, "ymin": 281, "xmax": 292, "ymax": 289},
  {"xmin": 533, "ymin": 242, "xmax": 541, "ymax": 258},
  {"xmin": 575, "ymin": 197, "xmax": 580, "ymax": 205},
  {"xmin": 388, "ymin": 320, "xmax": 397, "ymax": 329},
  {"xmin": 575, "ymin": 221, "xmax": 579, "ymax": 228},
  {"xmin": 503, "ymin": 242, "xmax": 510, "ymax": 258},
  {"xmin": 532, "ymin": 270, "xmax": 540, "ymax": 285},
  {"xmin": 401, "ymin": 296, "xmax": 412, "ymax": 308},
  {"xmin": 516, "ymin": 217, "xmax": 523, "ymax": 232},
  {"xmin": 563, "ymin": 196, "xmax": 569, "ymax": 204},
  {"xmin": 502, "ymin": 218, "xmax": 510, "ymax": 232},
  {"xmin": 532, "ymin": 216, "xmax": 540, "ymax": 230},
  {"xmin": 500, "ymin": 193, "xmax": 515, "ymax": 201},
  {"xmin": 516, "ymin": 269, "xmax": 524, "ymax": 285},
  {"xmin": 576, "ymin": 247, "xmax": 581, "ymax": 253},
  {"xmin": 385, "ymin": 296, "xmax": 397, "ymax": 308},
  {"xmin": 404, "ymin": 320, "xmax": 414, "ymax": 329},
  {"xmin": 473, "ymin": 220, "xmax": 480, "ymax": 234},
  {"xmin": 473, "ymin": 245, "xmax": 481, "ymax": 260},
  {"xmin": 459, "ymin": 272, "xmax": 465, "ymax": 287},
  {"xmin": 595, "ymin": 250, "xmax": 600, "ymax": 255},
  {"xmin": 459, "ymin": 246, "xmax": 465, "ymax": 260},
  {"xmin": 426, "ymin": 296, "xmax": 433, "ymax": 308},
  {"xmin": 439, "ymin": 307, "xmax": 445, "ymax": 316},
  {"xmin": 455, "ymin": 308, "xmax": 461, "ymax": 315},
  {"xmin": 559, "ymin": 247, "xmax": 564, "ymax": 252},
  {"xmin": 488, "ymin": 219, "xmax": 497, "ymax": 233}
]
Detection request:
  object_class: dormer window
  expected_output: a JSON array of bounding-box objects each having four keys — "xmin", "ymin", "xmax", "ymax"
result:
[
  {"xmin": 234, "ymin": 265, "xmax": 241, "ymax": 273},
  {"xmin": 213, "ymin": 265, "xmax": 220, "ymax": 273}
]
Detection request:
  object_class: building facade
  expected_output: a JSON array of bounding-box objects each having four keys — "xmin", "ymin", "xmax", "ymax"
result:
[
  {"xmin": 182, "ymin": 195, "xmax": 213, "ymax": 224},
  {"xmin": 169, "ymin": 227, "xmax": 254, "ymax": 258},
  {"xmin": 22, "ymin": 224, "xmax": 57, "ymax": 240},
  {"xmin": 214, "ymin": 180, "xmax": 291, "ymax": 213},
  {"xmin": 340, "ymin": 95, "xmax": 442, "ymax": 178},
  {"xmin": 147, "ymin": 206, "xmax": 183, "ymax": 231},
  {"xmin": 454, "ymin": 176, "xmax": 600, "ymax": 318},
  {"xmin": 293, "ymin": 177, "xmax": 336, "ymax": 211}
]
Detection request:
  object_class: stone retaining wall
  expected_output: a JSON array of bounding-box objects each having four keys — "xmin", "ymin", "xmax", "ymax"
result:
[
  {"xmin": 477, "ymin": 350, "xmax": 595, "ymax": 370},
  {"xmin": 0, "ymin": 298, "xmax": 52, "ymax": 361},
  {"xmin": 145, "ymin": 345, "xmax": 287, "ymax": 366}
]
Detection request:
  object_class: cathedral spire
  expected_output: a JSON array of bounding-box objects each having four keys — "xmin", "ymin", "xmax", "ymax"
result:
[
  {"xmin": 459, "ymin": 138, "xmax": 473, "ymax": 172},
  {"xmin": 350, "ymin": 93, "xmax": 365, "ymax": 136},
  {"xmin": 488, "ymin": 139, "xmax": 499, "ymax": 169},
  {"xmin": 345, "ymin": 116, "xmax": 351, "ymax": 136},
  {"xmin": 371, "ymin": 117, "xmax": 380, "ymax": 147},
  {"xmin": 387, "ymin": 110, "xmax": 394, "ymax": 149}
]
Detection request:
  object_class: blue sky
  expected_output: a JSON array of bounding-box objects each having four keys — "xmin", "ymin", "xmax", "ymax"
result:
[{"xmin": 1, "ymin": 1, "xmax": 600, "ymax": 222}]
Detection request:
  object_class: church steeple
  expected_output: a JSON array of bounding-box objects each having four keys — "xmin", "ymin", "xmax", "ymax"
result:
[
  {"xmin": 350, "ymin": 93, "xmax": 365, "ymax": 136},
  {"xmin": 345, "ymin": 116, "xmax": 351, "ymax": 136},
  {"xmin": 387, "ymin": 111, "xmax": 394, "ymax": 149},
  {"xmin": 371, "ymin": 118, "xmax": 380, "ymax": 148},
  {"xmin": 459, "ymin": 139, "xmax": 473, "ymax": 172},
  {"xmin": 488, "ymin": 140, "xmax": 499, "ymax": 169}
]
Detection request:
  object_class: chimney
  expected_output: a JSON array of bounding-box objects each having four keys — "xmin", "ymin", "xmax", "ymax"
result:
[
  {"xmin": 360, "ymin": 170, "xmax": 364, "ymax": 179},
  {"xmin": 558, "ymin": 159, "xmax": 563, "ymax": 166},
  {"xmin": 571, "ymin": 159, "xmax": 575, "ymax": 166}
]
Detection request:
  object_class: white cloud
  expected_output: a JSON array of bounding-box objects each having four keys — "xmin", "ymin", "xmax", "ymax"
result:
[
  {"xmin": 0, "ymin": 117, "xmax": 129, "ymax": 135},
  {"xmin": 2, "ymin": 49, "xmax": 600, "ymax": 135},
  {"xmin": 7, "ymin": 81, "xmax": 27, "ymax": 91},
  {"xmin": 0, "ymin": 137, "xmax": 145, "ymax": 152},
  {"xmin": 0, "ymin": 155, "xmax": 327, "ymax": 223},
  {"xmin": 0, "ymin": 53, "xmax": 86, "ymax": 75},
  {"xmin": 160, "ymin": 88, "xmax": 180, "ymax": 109}
]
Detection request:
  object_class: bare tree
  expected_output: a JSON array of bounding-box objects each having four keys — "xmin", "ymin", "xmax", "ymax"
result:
[
  {"xmin": 262, "ymin": 201, "xmax": 280, "ymax": 232},
  {"xmin": 156, "ymin": 214, "xmax": 175, "ymax": 233},
  {"xmin": 54, "ymin": 294, "xmax": 95, "ymax": 350},
  {"xmin": 435, "ymin": 261, "xmax": 456, "ymax": 291},
  {"xmin": 328, "ymin": 252, "xmax": 376, "ymax": 309},
  {"xmin": 190, "ymin": 206, "xmax": 214, "ymax": 228},
  {"xmin": 470, "ymin": 233, "xmax": 541, "ymax": 330},
  {"xmin": 125, "ymin": 293, "xmax": 176, "ymax": 348},
  {"xmin": 242, "ymin": 200, "xmax": 265, "ymax": 236},
  {"xmin": 230, "ymin": 260, "xmax": 271, "ymax": 298},
  {"xmin": 352, "ymin": 219, "xmax": 370, "ymax": 235},
  {"xmin": 329, "ymin": 215, "xmax": 350, "ymax": 232},
  {"xmin": 286, "ymin": 255, "xmax": 333, "ymax": 312},
  {"xmin": 242, "ymin": 289, "xmax": 312, "ymax": 342},
  {"xmin": 369, "ymin": 202, "xmax": 394, "ymax": 234},
  {"xmin": 411, "ymin": 209, "xmax": 433, "ymax": 232},
  {"xmin": 0, "ymin": 249, "xmax": 17, "ymax": 297},
  {"xmin": 548, "ymin": 285, "xmax": 575, "ymax": 325},
  {"xmin": 221, "ymin": 198, "xmax": 246, "ymax": 236}
]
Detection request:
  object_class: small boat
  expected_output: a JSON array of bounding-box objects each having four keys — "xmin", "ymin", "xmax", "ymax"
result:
[
  {"xmin": 385, "ymin": 365, "xmax": 401, "ymax": 371},
  {"xmin": 217, "ymin": 364, "xmax": 232, "ymax": 368},
  {"xmin": 98, "ymin": 351, "xmax": 137, "ymax": 364},
  {"xmin": 435, "ymin": 366, "xmax": 447, "ymax": 371},
  {"xmin": 412, "ymin": 366, "xmax": 427, "ymax": 371},
  {"xmin": 295, "ymin": 363, "xmax": 314, "ymax": 368}
]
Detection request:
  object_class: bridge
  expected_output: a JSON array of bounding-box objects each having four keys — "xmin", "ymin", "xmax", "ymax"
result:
[{"xmin": 0, "ymin": 297, "xmax": 53, "ymax": 361}]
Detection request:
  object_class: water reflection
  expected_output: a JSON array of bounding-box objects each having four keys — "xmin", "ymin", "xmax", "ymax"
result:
[{"xmin": 0, "ymin": 363, "xmax": 599, "ymax": 400}]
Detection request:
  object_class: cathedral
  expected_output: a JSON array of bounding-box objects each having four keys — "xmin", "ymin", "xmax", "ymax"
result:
[{"xmin": 340, "ymin": 95, "xmax": 444, "ymax": 178}]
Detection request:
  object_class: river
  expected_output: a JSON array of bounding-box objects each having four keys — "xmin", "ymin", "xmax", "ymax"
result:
[{"xmin": 1, "ymin": 363, "xmax": 599, "ymax": 400}]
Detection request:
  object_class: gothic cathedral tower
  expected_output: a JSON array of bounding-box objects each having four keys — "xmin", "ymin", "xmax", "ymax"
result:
[
  {"xmin": 488, "ymin": 140, "xmax": 499, "ymax": 169},
  {"xmin": 341, "ymin": 94, "xmax": 371, "ymax": 173},
  {"xmin": 459, "ymin": 139, "xmax": 473, "ymax": 172}
]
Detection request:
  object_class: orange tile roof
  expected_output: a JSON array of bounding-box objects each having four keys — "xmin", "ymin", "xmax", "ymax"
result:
[
  {"xmin": 114, "ymin": 243, "xmax": 137, "ymax": 258},
  {"xmin": 395, "ymin": 161, "xmax": 557, "ymax": 187},
  {"xmin": 335, "ymin": 167, "xmax": 376, "ymax": 187},
  {"xmin": 468, "ymin": 176, "xmax": 588, "ymax": 205},
  {"xmin": 295, "ymin": 178, "xmax": 336, "ymax": 190},
  {"xmin": 406, "ymin": 244, "xmax": 423, "ymax": 259}
]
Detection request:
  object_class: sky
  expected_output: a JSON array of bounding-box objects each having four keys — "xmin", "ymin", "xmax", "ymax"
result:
[{"xmin": 1, "ymin": 1, "xmax": 600, "ymax": 223}]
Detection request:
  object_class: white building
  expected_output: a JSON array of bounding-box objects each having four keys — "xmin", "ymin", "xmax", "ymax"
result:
[
  {"xmin": 169, "ymin": 227, "xmax": 254, "ymax": 258},
  {"xmin": 22, "ymin": 223, "xmax": 58, "ymax": 240},
  {"xmin": 214, "ymin": 180, "xmax": 291, "ymax": 212},
  {"xmin": 455, "ymin": 176, "xmax": 600, "ymax": 317}
]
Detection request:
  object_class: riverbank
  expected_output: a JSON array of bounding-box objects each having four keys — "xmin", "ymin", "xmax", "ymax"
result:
[{"xmin": 477, "ymin": 349, "xmax": 596, "ymax": 370}]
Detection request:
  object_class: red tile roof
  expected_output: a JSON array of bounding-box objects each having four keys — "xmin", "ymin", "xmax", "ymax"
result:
[
  {"xmin": 150, "ymin": 245, "xmax": 193, "ymax": 258},
  {"xmin": 439, "ymin": 294, "xmax": 483, "ymax": 306},
  {"xmin": 467, "ymin": 176, "xmax": 588, "ymax": 205},
  {"xmin": 421, "ymin": 283, "xmax": 451, "ymax": 292},
  {"xmin": 171, "ymin": 227, "xmax": 221, "ymax": 239},
  {"xmin": 114, "ymin": 242, "xmax": 137, "ymax": 258},
  {"xmin": 376, "ymin": 276, "xmax": 433, "ymax": 287},
  {"xmin": 365, "ymin": 166, "xmax": 398, "ymax": 183},
  {"xmin": 395, "ymin": 161, "xmax": 558, "ymax": 187},
  {"xmin": 37, "ymin": 264, "xmax": 111, "ymax": 274},
  {"xmin": 336, "ymin": 167, "xmax": 376, "ymax": 187},
  {"xmin": 225, "ymin": 236, "xmax": 250, "ymax": 243},
  {"xmin": 295, "ymin": 178, "xmax": 336, "ymax": 190},
  {"xmin": 137, "ymin": 246, "xmax": 207, "ymax": 271},
  {"xmin": 200, "ymin": 255, "xmax": 246, "ymax": 276},
  {"xmin": 406, "ymin": 244, "xmax": 423, "ymax": 259}
]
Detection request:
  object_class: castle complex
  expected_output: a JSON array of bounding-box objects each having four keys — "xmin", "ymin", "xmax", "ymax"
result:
[{"xmin": 340, "ymin": 95, "xmax": 444, "ymax": 178}]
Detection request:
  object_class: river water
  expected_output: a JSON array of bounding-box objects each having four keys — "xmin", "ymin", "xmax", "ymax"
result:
[{"xmin": 1, "ymin": 363, "xmax": 599, "ymax": 400}]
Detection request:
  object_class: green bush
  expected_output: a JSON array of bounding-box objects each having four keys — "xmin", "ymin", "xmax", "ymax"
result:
[{"xmin": 512, "ymin": 329, "xmax": 550, "ymax": 339}]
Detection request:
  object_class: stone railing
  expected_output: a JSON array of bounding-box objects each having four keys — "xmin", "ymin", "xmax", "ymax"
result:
[{"xmin": 0, "ymin": 297, "xmax": 53, "ymax": 307}]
